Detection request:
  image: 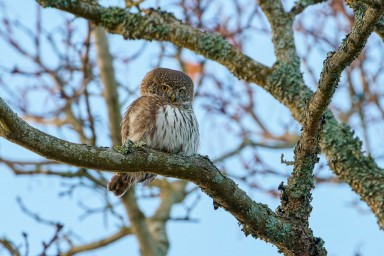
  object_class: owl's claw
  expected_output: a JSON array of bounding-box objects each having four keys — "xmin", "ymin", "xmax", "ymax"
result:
[
  {"xmin": 133, "ymin": 141, "xmax": 146, "ymax": 148},
  {"xmin": 122, "ymin": 139, "xmax": 135, "ymax": 154},
  {"xmin": 112, "ymin": 140, "xmax": 135, "ymax": 155}
]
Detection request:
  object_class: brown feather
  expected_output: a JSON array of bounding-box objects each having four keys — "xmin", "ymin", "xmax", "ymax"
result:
[{"xmin": 107, "ymin": 68, "xmax": 199, "ymax": 197}]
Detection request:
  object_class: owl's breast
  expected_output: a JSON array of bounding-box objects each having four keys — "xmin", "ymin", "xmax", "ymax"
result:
[{"xmin": 151, "ymin": 104, "xmax": 199, "ymax": 156}]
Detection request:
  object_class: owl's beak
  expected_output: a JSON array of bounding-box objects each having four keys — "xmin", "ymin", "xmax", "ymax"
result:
[{"xmin": 170, "ymin": 93, "xmax": 178, "ymax": 103}]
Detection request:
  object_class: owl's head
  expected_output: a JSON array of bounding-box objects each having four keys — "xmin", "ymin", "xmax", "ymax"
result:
[{"xmin": 140, "ymin": 68, "xmax": 194, "ymax": 104}]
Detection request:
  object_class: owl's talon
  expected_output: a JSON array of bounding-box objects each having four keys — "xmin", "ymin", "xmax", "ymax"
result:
[
  {"xmin": 112, "ymin": 140, "xmax": 135, "ymax": 155},
  {"xmin": 122, "ymin": 139, "xmax": 135, "ymax": 154},
  {"xmin": 133, "ymin": 141, "xmax": 146, "ymax": 148}
]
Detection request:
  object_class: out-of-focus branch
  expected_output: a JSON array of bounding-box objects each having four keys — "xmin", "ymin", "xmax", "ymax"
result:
[
  {"xmin": 0, "ymin": 96, "xmax": 325, "ymax": 254},
  {"xmin": 212, "ymin": 138, "xmax": 297, "ymax": 163},
  {"xmin": 92, "ymin": 26, "xmax": 122, "ymax": 146},
  {"xmin": 92, "ymin": 23, "xmax": 159, "ymax": 255},
  {"xmin": 282, "ymin": 2, "xmax": 384, "ymax": 226},
  {"xmin": 22, "ymin": 115, "xmax": 66, "ymax": 126},
  {"xmin": 0, "ymin": 239, "xmax": 20, "ymax": 256},
  {"xmin": 1, "ymin": 158, "xmax": 105, "ymax": 187},
  {"xmin": 290, "ymin": 0, "xmax": 327, "ymax": 15},
  {"xmin": 82, "ymin": 23, "xmax": 97, "ymax": 145},
  {"xmin": 121, "ymin": 191, "xmax": 158, "ymax": 256},
  {"xmin": 148, "ymin": 180, "xmax": 189, "ymax": 255},
  {"xmin": 292, "ymin": 0, "xmax": 384, "ymax": 40},
  {"xmin": 62, "ymin": 227, "xmax": 132, "ymax": 256}
]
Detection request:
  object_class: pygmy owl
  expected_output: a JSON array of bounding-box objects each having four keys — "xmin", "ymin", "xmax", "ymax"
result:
[{"xmin": 107, "ymin": 68, "xmax": 199, "ymax": 196}]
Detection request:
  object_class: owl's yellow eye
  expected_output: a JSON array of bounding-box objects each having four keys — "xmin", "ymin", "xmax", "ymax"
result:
[{"xmin": 161, "ymin": 85, "xmax": 168, "ymax": 91}]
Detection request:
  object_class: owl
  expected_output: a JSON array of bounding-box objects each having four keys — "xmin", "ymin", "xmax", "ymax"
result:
[{"xmin": 107, "ymin": 68, "xmax": 199, "ymax": 196}]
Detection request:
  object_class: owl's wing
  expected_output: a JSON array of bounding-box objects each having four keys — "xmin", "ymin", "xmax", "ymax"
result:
[
  {"xmin": 108, "ymin": 96, "xmax": 163, "ymax": 196},
  {"xmin": 121, "ymin": 95, "xmax": 164, "ymax": 144}
]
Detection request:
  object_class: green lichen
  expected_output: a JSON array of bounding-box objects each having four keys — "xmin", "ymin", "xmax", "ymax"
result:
[
  {"xmin": 212, "ymin": 173, "xmax": 225, "ymax": 184},
  {"xmin": 147, "ymin": 153, "xmax": 158, "ymax": 163},
  {"xmin": 101, "ymin": 7, "xmax": 127, "ymax": 30},
  {"xmin": 166, "ymin": 157, "xmax": 189, "ymax": 170},
  {"xmin": 265, "ymin": 217, "xmax": 291, "ymax": 243}
]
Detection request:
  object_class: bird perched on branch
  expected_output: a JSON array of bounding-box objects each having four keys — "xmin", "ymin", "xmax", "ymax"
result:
[{"xmin": 107, "ymin": 68, "xmax": 199, "ymax": 196}]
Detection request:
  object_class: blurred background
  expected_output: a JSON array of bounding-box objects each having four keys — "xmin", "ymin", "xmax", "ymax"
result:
[{"xmin": 0, "ymin": 0, "xmax": 383, "ymax": 255}]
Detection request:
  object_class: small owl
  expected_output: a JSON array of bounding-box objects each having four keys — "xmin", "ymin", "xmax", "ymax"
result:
[{"xmin": 107, "ymin": 68, "xmax": 199, "ymax": 196}]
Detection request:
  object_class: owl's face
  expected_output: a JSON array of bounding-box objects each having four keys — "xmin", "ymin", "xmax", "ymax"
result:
[{"xmin": 140, "ymin": 68, "xmax": 194, "ymax": 104}]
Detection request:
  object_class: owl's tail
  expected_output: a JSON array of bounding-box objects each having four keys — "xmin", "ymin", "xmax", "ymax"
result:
[{"xmin": 107, "ymin": 172, "xmax": 157, "ymax": 197}]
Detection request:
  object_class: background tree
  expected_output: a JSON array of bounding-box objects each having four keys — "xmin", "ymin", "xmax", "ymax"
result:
[{"xmin": 0, "ymin": 0, "xmax": 383, "ymax": 255}]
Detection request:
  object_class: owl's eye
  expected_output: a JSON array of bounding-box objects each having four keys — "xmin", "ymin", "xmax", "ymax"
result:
[
  {"xmin": 161, "ymin": 85, "xmax": 168, "ymax": 91},
  {"xmin": 179, "ymin": 88, "xmax": 186, "ymax": 97}
]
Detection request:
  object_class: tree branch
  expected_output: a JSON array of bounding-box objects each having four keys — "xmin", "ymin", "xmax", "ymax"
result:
[
  {"xmin": 258, "ymin": 0, "xmax": 298, "ymax": 62},
  {"xmin": 290, "ymin": 0, "xmax": 327, "ymax": 15},
  {"xmin": 0, "ymin": 96, "xmax": 325, "ymax": 254},
  {"xmin": 0, "ymin": 239, "xmax": 20, "ymax": 256},
  {"xmin": 92, "ymin": 26, "xmax": 122, "ymax": 146},
  {"xmin": 121, "ymin": 190, "xmax": 159, "ymax": 256},
  {"xmin": 62, "ymin": 227, "xmax": 132, "ymax": 256},
  {"xmin": 148, "ymin": 180, "xmax": 189, "ymax": 255},
  {"xmin": 282, "ymin": 2, "xmax": 384, "ymax": 226}
]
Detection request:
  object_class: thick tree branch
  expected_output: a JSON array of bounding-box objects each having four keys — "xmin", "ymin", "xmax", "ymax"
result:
[
  {"xmin": 256, "ymin": 1, "xmax": 384, "ymax": 229},
  {"xmin": 346, "ymin": 0, "xmax": 384, "ymax": 39},
  {"xmin": 282, "ymin": 2, "xmax": 384, "ymax": 226},
  {"xmin": 258, "ymin": 0, "xmax": 298, "ymax": 63},
  {"xmin": 0, "ymin": 97, "xmax": 325, "ymax": 254}
]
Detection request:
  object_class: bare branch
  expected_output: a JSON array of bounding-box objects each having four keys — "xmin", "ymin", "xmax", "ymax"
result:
[
  {"xmin": 120, "ymin": 190, "xmax": 159, "ymax": 256},
  {"xmin": 148, "ymin": 180, "xmax": 189, "ymax": 255},
  {"xmin": 92, "ymin": 26, "xmax": 122, "ymax": 146},
  {"xmin": 0, "ymin": 239, "xmax": 20, "ymax": 256},
  {"xmin": 212, "ymin": 139, "xmax": 296, "ymax": 163},
  {"xmin": 62, "ymin": 227, "xmax": 132, "ymax": 256},
  {"xmin": 290, "ymin": 0, "xmax": 327, "ymax": 15}
]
